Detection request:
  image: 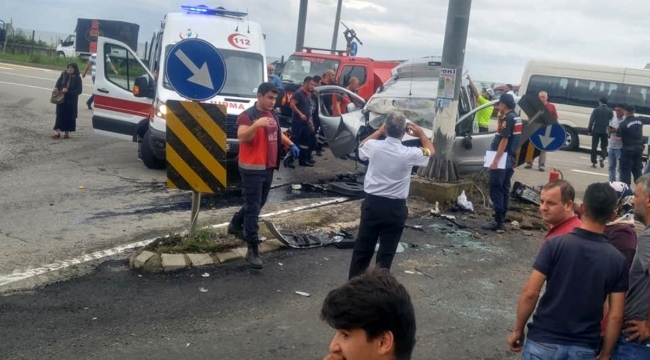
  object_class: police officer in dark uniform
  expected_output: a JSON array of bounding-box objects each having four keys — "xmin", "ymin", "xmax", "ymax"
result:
[
  {"xmin": 617, "ymin": 104, "xmax": 646, "ymax": 185},
  {"xmin": 482, "ymin": 94, "xmax": 522, "ymax": 231},
  {"xmin": 289, "ymin": 76, "xmax": 315, "ymax": 167}
]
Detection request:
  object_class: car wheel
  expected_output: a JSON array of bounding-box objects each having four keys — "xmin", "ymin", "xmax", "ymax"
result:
[
  {"xmin": 57, "ymin": 51, "xmax": 66, "ymax": 58},
  {"xmin": 561, "ymin": 126, "xmax": 579, "ymax": 151},
  {"xmin": 141, "ymin": 130, "xmax": 166, "ymax": 170}
]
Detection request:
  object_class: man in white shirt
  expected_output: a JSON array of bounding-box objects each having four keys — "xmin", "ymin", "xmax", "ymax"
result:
[
  {"xmin": 609, "ymin": 104, "xmax": 626, "ymax": 181},
  {"xmin": 82, "ymin": 53, "xmax": 118, "ymax": 110},
  {"xmin": 347, "ymin": 112, "xmax": 435, "ymax": 280},
  {"xmin": 506, "ymin": 84, "xmax": 521, "ymax": 115}
]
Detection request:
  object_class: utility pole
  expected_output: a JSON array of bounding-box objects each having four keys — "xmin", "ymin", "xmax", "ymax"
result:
[
  {"xmin": 295, "ymin": 0, "xmax": 309, "ymax": 52},
  {"xmin": 417, "ymin": 0, "xmax": 472, "ymax": 182},
  {"xmin": 330, "ymin": 0, "xmax": 343, "ymax": 53}
]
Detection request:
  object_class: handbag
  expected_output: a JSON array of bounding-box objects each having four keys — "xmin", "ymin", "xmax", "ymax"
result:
[{"xmin": 50, "ymin": 73, "xmax": 71, "ymax": 105}]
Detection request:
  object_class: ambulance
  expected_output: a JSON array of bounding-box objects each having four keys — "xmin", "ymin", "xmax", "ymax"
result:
[{"xmin": 91, "ymin": 5, "xmax": 267, "ymax": 183}]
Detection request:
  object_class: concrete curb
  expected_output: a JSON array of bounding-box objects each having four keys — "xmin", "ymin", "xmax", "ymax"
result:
[{"xmin": 129, "ymin": 239, "xmax": 286, "ymax": 273}]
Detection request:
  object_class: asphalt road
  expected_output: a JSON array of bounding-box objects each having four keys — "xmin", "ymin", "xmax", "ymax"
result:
[
  {"xmin": 0, "ymin": 61, "xmax": 618, "ymax": 360},
  {"xmin": 0, "ymin": 212, "xmax": 536, "ymax": 360},
  {"xmin": 0, "ymin": 61, "xmax": 360, "ymax": 290}
]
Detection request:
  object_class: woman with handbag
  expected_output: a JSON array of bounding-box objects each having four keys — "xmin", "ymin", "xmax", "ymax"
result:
[{"xmin": 51, "ymin": 63, "xmax": 83, "ymax": 138}]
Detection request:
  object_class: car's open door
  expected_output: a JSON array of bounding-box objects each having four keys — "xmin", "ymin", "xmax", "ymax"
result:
[
  {"xmin": 92, "ymin": 36, "xmax": 155, "ymax": 141},
  {"xmin": 453, "ymin": 100, "xmax": 498, "ymax": 173},
  {"xmin": 315, "ymin": 85, "xmax": 366, "ymax": 158}
]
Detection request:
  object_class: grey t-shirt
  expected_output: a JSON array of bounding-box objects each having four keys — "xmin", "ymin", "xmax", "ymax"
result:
[{"xmin": 624, "ymin": 226, "xmax": 650, "ymax": 339}]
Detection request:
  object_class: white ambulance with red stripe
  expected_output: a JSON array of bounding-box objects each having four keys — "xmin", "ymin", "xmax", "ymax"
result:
[{"xmin": 92, "ymin": 5, "xmax": 266, "ymax": 178}]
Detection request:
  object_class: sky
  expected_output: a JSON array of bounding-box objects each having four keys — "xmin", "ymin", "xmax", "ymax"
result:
[{"xmin": 3, "ymin": 0, "xmax": 650, "ymax": 84}]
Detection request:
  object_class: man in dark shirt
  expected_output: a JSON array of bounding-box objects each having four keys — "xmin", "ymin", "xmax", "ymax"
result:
[
  {"xmin": 482, "ymin": 94, "xmax": 521, "ymax": 231},
  {"xmin": 611, "ymin": 174, "xmax": 650, "ymax": 358},
  {"xmin": 617, "ymin": 105, "xmax": 646, "ymax": 186},
  {"xmin": 289, "ymin": 76, "xmax": 316, "ymax": 167},
  {"xmin": 589, "ymin": 97, "xmax": 614, "ymax": 168},
  {"xmin": 320, "ymin": 69, "xmax": 336, "ymax": 115},
  {"xmin": 507, "ymin": 182, "xmax": 629, "ymax": 360}
]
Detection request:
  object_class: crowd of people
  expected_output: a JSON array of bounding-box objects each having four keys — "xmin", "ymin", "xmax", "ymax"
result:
[{"xmin": 226, "ymin": 71, "xmax": 650, "ymax": 359}]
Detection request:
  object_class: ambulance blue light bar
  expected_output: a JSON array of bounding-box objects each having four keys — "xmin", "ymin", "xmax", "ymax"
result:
[{"xmin": 181, "ymin": 5, "xmax": 248, "ymax": 17}]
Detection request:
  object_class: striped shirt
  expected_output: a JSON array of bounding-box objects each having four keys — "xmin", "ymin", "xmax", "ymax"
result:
[{"xmin": 88, "ymin": 53, "xmax": 111, "ymax": 77}]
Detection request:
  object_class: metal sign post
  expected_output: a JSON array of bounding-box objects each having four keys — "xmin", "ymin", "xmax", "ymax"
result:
[{"xmin": 165, "ymin": 38, "xmax": 228, "ymax": 239}]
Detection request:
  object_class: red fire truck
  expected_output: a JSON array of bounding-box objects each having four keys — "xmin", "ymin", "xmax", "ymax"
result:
[{"xmin": 276, "ymin": 47, "xmax": 403, "ymax": 125}]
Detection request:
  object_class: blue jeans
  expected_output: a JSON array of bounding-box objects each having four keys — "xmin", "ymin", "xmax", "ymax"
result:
[
  {"xmin": 521, "ymin": 339, "xmax": 596, "ymax": 360},
  {"xmin": 609, "ymin": 148, "xmax": 621, "ymax": 182},
  {"xmin": 612, "ymin": 334, "xmax": 650, "ymax": 359}
]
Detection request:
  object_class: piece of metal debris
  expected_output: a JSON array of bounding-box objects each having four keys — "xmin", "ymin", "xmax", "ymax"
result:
[
  {"xmin": 415, "ymin": 268, "xmax": 435, "ymax": 280},
  {"xmin": 405, "ymin": 224, "xmax": 424, "ymax": 231},
  {"xmin": 295, "ymin": 291, "xmax": 311, "ymax": 297},
  {"xmin": 201, "ymin": 273, "xmax": 210, "ymax": 278},
  {"xmin": 199, "ymin": 287, "xmax": 208, "ymax": 293},
  {"xmin": 404, "ymin": 270, "xmax": 416, "ymax": 274},
  {"xmin": 263, "ymin": 220, "xmax": 338, "ymax": 249}
]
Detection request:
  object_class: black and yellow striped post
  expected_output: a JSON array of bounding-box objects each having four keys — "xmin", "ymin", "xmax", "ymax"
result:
[
  {"xmin": 165, "ymin": 100, "xmax": 228, "ymax": 238},
  {"xmin": 515, "ymin": 139, "xmax": 542, "ymax": 168}
]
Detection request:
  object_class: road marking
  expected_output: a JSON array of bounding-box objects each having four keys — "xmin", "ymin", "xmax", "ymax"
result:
[
  {"xmin": 571, "ymin": 169, "xmax": 608, "ymax": 177},
  {"xmin": 0, "ymin": 71, "xmax": 59, "ymax": 82},
  {"xmin": 0, "ymin": 197, "xmax": 351, "ymax": 288},
  {"xmin": 0, "ymin": 80, "xmax": 91, "ymax": 97},
  {"xmin": 0, "ymin": 66, "xmax": 16, "ymax": 70},
  {"xmin": 0, "ymin": 62, "xmax": 54, "ymax": 72}
]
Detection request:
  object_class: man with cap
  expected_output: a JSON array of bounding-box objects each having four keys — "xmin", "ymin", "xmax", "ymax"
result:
[
  {"xmin": 482, "ymin": 94, "xmax": 522, "ymax": 231},
  {"xmin": 617, "ymin": 105, "xmax": 646, "ymax": 185},
  {"xmin": 466, "ymin": 75, "xmax": 494, "ymax": 133}
]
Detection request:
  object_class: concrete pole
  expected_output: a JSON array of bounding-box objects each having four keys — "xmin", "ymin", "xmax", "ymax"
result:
[
  {"xmin": 417, "ymin": 0, "xmax": 472, "ymax": 182},
  {"xmin": 295, "ymin": 0, "xmax": 308, "ymax": 52},
  {"xmin": 330, "ymin": 0, "xmax": 343, "ymax": 53}
]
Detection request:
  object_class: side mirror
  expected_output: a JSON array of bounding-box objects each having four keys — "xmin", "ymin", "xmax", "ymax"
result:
[
  {"xmin": 346, "ymin": 102, "xmax": 357, "ymax": 113},
  {"xmin": 133, "ymin": 75, "xmax": 154, "ymax": 98}
]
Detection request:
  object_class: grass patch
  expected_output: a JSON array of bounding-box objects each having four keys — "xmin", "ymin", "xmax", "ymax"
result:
[
  {"xmin": 145, "ymin": 227, "xmax": 243, "ymax": 254},
  {"xmin": 0, "ymin": 52, "xmax": 81, "ymax": 69}
]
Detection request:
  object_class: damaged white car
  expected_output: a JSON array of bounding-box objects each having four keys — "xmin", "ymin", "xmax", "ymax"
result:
[{"xmin": 315, "ymin": 81, "xmax": 498, "ymax": 174}]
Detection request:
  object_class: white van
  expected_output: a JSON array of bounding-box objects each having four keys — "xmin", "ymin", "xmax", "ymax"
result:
[
  {"xmin": 519, "ymin": 60, "xmax": 650, "ymax": 151},
  {"xmin": 91, "ymin": 5, "xmax": 266, "ymax": 181}
]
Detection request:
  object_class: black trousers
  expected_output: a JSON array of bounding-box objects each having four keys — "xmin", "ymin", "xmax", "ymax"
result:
[
  {"xmin": 591, "ymin": 133, "xmax": 608, "ymax": 164},
  {"xmin": 348, "ymin": 194, "xmax": 408, "ymax": 280},
  {"xmin": 87, "ymin": 76, "xmax": 95, "ymax": 106},
  {"xmin": 489, "ymin": 168, "xmax": 514, "ymax": 223},
  {"xmin": 620, "ymin": 147, "xmax": 644, "ymax": 186},
  {"xmin": 291, "ymin": 120, "xmax": 311, "ymax": 164},
  {"xmin": 230, "ymin": 169, "xmax": 273, "ymax": 244},
  {"xmin": 478, "ymin": 126, "xmax": 489, "ymax": 133}
]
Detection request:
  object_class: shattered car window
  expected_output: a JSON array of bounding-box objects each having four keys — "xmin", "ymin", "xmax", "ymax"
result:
[{"xmin": 366, "ymin": 97, "xmax": 436, "ymax": 129}]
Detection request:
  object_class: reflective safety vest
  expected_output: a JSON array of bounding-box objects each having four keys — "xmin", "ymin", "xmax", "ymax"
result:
[{"xmin": 238, "ymin": 105, "xmax": 283, "ymax": 171}]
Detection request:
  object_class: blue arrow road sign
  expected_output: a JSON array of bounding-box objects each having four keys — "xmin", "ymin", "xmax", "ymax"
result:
[
  {"xmin": 349, "ymin": 41, "xmax": 358, "ymax": 56},
  {"xmin": 165, "ymin": 39, "xmax": 227, "ymax": 101},
  {"xmin": 530, "ymin": 123, "xmax": 566, "ymax": 151}
]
